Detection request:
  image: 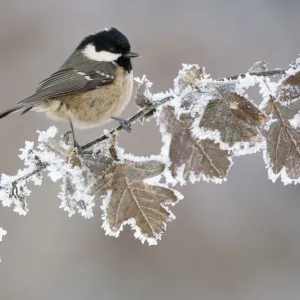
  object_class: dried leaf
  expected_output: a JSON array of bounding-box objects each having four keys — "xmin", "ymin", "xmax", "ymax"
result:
[
  {"xmin": 160, "ymin": 106, "xmax": 231, "ymax": 183},
  {"xmin": 282, "ymin": 71, "xmax": 300, "ymax": 86},
  {"xmin": 262, "ymin": 95, "xmax": 300, "ymax": 184},
  {"xmin": 60, "ymin": 153, "xmax": 115, "ymax": 218},
  {"xmin": 277, "ymin": 80, "xmax": 300, "ymax": 104},
  {"xmin": 277, "ymin": 58, "xmax": 300, "ymax": 103},
  {"xmin": 265, "ymin": 122, "xmax": 300, "ymax": 182},
  {"xmin": 200, "ymin": 92, "xmax": 267, "ymax": 153},
  {"xmin": 92, "ymin": 159, "xmax": 179, "ymax": 244},
  {"xmin": 264, "ymin": 96, "xmax": 300, "ymax": 120},
  {"xmin": 176, "ymin": 64, "xmax": 206, "ymax": 92},
  {"xmin": 134, "ymin": 76, "xmax": 152, "ymax": 108}
]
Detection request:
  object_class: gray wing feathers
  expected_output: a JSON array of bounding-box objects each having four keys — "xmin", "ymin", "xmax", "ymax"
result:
[
  {"xmin": 0, "ymin": 50, "xmax": 116, "ymax": 119},
  {"xmin": 19, "ymin": 51, "xmax": 116, "ymax": 107}
]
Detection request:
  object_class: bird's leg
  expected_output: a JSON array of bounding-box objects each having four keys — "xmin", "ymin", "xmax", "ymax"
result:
[
  {"xmin": 68, "ymin": 119, "xmax": 83, "ymax": 155},
  {"xmin": 111, "ymin": 116, "xmax": 132, "ymax": 133}
]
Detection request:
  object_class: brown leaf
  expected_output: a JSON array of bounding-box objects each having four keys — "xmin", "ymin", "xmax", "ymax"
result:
[
  {"xmin": 134, "ymin": 77, "xmax": 152, "ymax": 108},
  {"xmin": 176, "ymin": 65, "xmax": 205, "ymax": 91},
  {"xmin": 263, "ymin": 96, "xmax": 300, "ymax": 120},
  {"xmin": 160, "ymin": 106, "xmax": 231, "ymax": 183},
  {"xmin": 92, "ymin": 160, "xmax": 179, "ymax": 244},
  {"xmin": 200, "ymin": 92, "xmax": 267, "ymax": 150},
  {"xmin": 265, "ymin": 122, "xmax": 300, "ymax": 182},
  {"xmin": 60, "ymin": 153, "xmax": 115, "ymax": 217},
  {"xmin": 84, "ymin": 154, "xmax": 115, "ymax": 178},
  {"xmin": 262, "ymin": 93, "xmax": 300, "ymax": 184},
  {"xmin": 277, "ymin": 69, "xmax": 300, "ymax": 103},
  {"xmin": 282, "ymin": 71, "xmax": 300, "ymax": 85}
]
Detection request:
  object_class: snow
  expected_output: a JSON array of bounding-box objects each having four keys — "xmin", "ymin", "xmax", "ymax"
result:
[
  {"xmin": 289, "ymin": 112, "xmax": 300, "ymax": 129},
  {"xmin": 285, "ymin": 63, "xmax": 300, "ymax": 76}
]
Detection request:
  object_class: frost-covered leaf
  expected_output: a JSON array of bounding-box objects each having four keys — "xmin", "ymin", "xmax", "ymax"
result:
[
  {"xmin": 248, "ymin": 61, "xmax": 268, "ymax": 73},
  {"xmin": 264, "ymin": 122, "xmax": 300, "ymax": 184},
  {"xmin": 59, "ymin": 153, "xmax": 115, "ymax": 218},
  {"xmin": 134, "ymin": 76, "xmax": 152, "ymax": 108},
  {"xmin": 160, "ymin": 106, "xmax": 232, "ymax": 184},
  {"xmin": 175, "ymin": 64, "xmax": 206, "ymax": 92},
  {"xmin": 264, "ymin": 96, "xmax": 300, "ymax": 121},
  {"xmin": 262, "ymin": 95, "xmax": 300, "ymax": 184},
  {"xmin": 277, "ymin": 73, "xmax": 300, "ymax": 104},
  {"xmin": 276, "ymin": 58, "xmax": 300, "ymax": 103},
  {"xmin": 200, "ymin": 91, "xmax": 267, "ymax": 155},
  {"xmin": 92, "ymin": 159, "xmax": 179, "ymax": 245}
]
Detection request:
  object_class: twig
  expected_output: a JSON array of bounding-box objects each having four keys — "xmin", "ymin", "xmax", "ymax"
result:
[
  {"xmin": 0, "ymin": 162, "xmax": 48, "ymax": 191},
  {"xmin": 220, "ymin": 69, "xmax": 286, "ymax": 81},
  {"xmin": 81, "ymin": 96, "xmax": 173, "ymax": 150}
]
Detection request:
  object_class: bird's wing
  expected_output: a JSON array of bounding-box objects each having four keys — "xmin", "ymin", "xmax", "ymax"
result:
[{"xmin": 18, "ymin": 60, "xmax": 116, "ymax": 107}]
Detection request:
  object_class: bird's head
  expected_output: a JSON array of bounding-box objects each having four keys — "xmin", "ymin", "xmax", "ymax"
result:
[{"xmin": 77, "ymin": 27, "xmax": 139, "ymax": 62}]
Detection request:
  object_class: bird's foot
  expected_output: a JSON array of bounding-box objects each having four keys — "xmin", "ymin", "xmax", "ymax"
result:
[
  {"xmin": 112, "ymin": 117, "xmax": 132, "ymax": 133},
  {"xmin": 73, "ymin": 140, "xmax": 84, "ymax": 156}
]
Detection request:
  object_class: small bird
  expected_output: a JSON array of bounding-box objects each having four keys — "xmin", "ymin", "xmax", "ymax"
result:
[{"xmin": 0, "ymin": 27, "xmax": 139, "ymax": 151}]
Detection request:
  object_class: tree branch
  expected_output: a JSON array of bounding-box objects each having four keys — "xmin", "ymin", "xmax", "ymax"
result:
[
  {"xmin": 219, "ymin": 69, "xmax": 286, "ymax": 81},
  {"xmin": 0, "ymin": 162, "xmax": 48, "ymax": 191},
  {"xmin": 81, "ymin": 96, "xmax": 173, "ymax": 150},
  {"xmin": 0, "ymin": 68, "xmax": 288, "ymax": 189}
]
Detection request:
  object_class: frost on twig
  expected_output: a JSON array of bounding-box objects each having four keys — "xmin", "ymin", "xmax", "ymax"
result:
[{"xmin": 1, "ymin": 56, "xmax": 300, "ymax": 254}]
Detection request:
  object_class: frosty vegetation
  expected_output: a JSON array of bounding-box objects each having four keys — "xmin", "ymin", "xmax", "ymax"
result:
[{"xmin": 1, "ymin": 56, "xmax": 300, "ymax": 250}]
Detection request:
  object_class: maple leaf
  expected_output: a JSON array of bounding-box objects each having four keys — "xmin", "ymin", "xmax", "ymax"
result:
[
  {"xmin": 261, "ymin": 59, "xmax": 300, "ymax": 183},
  {"xmin": 262, "ymin": 95, "xmax": 300, "ymax": 184},
  {"xmin": 159, "ymin": 106, "xmax": 232, "ymax": 183},
  {"xmin": 200, "ymin": 90, "xmax": 267, "ymax": 154},
  {"xmin": 90, "ymin": 159, "xmax": 179, "ymax": 245}
]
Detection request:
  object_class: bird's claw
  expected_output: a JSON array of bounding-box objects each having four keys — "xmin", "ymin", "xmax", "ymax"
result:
[
  {"xmin": 112, "ymin": 117, "xmax": 132, "ymax": 133},
  {"xmin": 73, "ymin": 140, "xmax": 84, "ymax": 156}
]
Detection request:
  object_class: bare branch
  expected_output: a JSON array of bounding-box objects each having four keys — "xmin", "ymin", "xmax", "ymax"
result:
[{"xmin": 220, "ymin": 69, "xmax": 286, "ymax": 81}]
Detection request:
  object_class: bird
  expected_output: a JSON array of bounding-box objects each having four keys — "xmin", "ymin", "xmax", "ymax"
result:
[{"xmin": 0, "ymin": 27, "xmax": 139, "ymax": 152}]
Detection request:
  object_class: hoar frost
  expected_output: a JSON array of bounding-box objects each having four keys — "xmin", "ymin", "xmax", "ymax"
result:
[{"xmin": 1, "ymin": 58, "xmax": 300, "ymax": 252}]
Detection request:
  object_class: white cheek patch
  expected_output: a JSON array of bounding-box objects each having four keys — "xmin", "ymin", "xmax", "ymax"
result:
[{"xmin": 82, "ymin": 44, "xmax": 121, "ymax": 62}]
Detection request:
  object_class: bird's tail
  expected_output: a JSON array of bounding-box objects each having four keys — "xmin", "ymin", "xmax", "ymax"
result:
[{"xmin": 0, "ymin": 104, "xmax": 30, "ymax": 119}]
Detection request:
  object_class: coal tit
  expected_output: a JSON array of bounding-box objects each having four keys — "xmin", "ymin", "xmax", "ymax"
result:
[{"xmin": 0, "ymin": 27, "xmax": 139, "ymax": 150}]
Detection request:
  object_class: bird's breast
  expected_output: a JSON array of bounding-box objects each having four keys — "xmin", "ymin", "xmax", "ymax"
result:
[{"xmin": 44, "ymin": 67, "xmax": 133, "ymax": 129}]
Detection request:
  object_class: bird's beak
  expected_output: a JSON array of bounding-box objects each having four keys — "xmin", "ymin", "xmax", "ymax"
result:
[{"xmin": 123, "ymin": 52, "xmax": 140, "ymax": 58}]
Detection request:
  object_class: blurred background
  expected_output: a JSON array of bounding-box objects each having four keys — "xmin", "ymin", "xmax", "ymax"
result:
[{"xmin": 1, "ymin": 0, "xmax": 300, "ymax": 299}]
